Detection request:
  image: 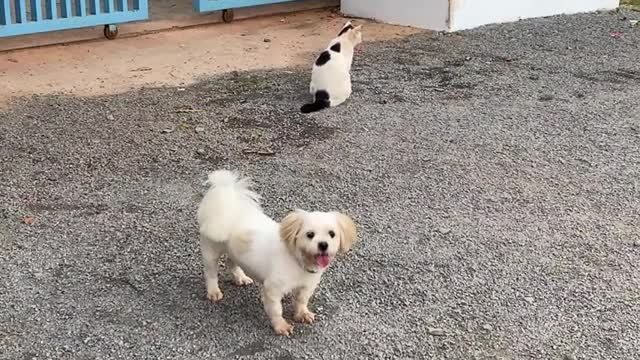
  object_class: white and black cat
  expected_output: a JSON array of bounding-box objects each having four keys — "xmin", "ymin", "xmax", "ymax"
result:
[{"xmin": 300, "ymin": 21, "xmax": 363, "ymax": 114}]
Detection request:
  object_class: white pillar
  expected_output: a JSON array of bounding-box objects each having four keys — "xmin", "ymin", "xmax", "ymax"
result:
[
  {"xmin": 449, "ymin": 0, "xmax": 620, "ymax": 31},
  {"xmin": 341, "ymin": 0, "xmax": 620, "ymax": 32},
  {"xmin": 341, "ymin": 0, "xmax": 450, "ymax": 31}
]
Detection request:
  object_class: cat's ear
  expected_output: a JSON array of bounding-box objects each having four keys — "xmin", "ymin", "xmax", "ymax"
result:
[
  {"xmin": 338, "ymin": 21, "xmax": 354, "ymax": 36},
  {"xmin": 348, "ymin": 25, "xmax": 363, "ymax": 43},
  {"xmin": 338, "ymin": 20, "xmax": 353, "ymax": 37}
]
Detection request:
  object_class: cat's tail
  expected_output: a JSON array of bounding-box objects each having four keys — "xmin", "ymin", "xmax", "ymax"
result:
[{"xmin": 300, "ymin": 90, "xmax": 330, "ymax": 114}]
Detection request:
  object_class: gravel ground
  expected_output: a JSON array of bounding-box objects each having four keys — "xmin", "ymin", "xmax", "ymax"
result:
[{"xmin": 1, "ymin": 10, "xmax": 639, "ymax": 360}]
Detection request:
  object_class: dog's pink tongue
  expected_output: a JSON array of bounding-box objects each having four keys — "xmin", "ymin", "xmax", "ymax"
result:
[{"xmin": 316, "ymin": 254, "xmax": 331, "ymax": 268}]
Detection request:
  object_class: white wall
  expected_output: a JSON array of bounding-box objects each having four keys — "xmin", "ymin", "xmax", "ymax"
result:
[
  {"xmin": 341, "ymin": 0, "xmax": 619, "ymax": 31},
  {"xmin": 341, "ymin": 0, "xmax": 449, "ymax": 31},
  {"xmin": 449, "ymin": 0, "xmax": 620, "ymax": 31}
]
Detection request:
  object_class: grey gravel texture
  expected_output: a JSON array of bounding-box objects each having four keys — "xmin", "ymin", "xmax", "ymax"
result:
[{"xmin": 1, "ymin": 9, "xmax": 640, "ymax": 360}]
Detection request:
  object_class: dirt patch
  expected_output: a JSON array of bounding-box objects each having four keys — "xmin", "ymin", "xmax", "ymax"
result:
[{"xmin": 0, "ymin": 9, "xmax": 420, "ymax": 109}]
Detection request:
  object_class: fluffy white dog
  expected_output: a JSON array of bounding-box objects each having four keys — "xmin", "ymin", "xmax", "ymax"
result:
[{"xmin": 197, "ymin": 170, "xmax": 358, "ymax": 335}]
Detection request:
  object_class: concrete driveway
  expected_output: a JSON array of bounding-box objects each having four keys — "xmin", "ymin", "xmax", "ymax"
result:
[{"xmin": 1, "ymin": 9, "xmax": 639, "ymax": 359}]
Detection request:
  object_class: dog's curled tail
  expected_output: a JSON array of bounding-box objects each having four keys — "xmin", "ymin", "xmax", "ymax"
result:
[
  {"xmin": 204, "ymin": 170, "xmax": 260, "ymax": 205},
  {"xmin": 198, "ymin": 170, "xmax": 261, "ymax": 242},
  {"xmin": 204, "ymin": 169, "xmax": 239, "ymax": 187}
]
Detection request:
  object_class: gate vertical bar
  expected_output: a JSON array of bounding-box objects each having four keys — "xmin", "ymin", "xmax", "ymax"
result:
[
  {"xmin": 61, "ymin": 0, "xmax": 73, "ymax": 17},
  {"xmin": 139, "ymin": 0, "xmax": 148, "ymax": 14},
  {"xmin": 45, "ymin": 0, "xmax": 56, "ymax": 19},
  {"xmin": 76, "ymin": 0, "xmax": 86, "ymax": 16},
  {"xmin": 89, "ymin": 0, "xmax": 99, "ymax": 14},
  {"xmin": 30, "ymin": 0, "xmax": 43, "ymax": 20},
  {"xmin": 15, "ymin": 0, "xmax": 27, "ymax": 23},
  {"xmin": 136, "ymin": 0, "xmax": 147, "ymax": 16},
  {"xmin": 0, "ymin": 0, "xmax": 11, "ymax": 25}
]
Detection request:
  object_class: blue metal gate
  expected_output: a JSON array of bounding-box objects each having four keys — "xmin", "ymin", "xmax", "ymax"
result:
[
  {"xmin": 194, "ymin": 0, "xmax": 295, "ymax": 16},
  {"xmin": 0, "ymin": 0, "xmax": 148, "ymax": 38}
]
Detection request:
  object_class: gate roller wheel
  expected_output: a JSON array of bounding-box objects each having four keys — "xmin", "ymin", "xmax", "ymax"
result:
[
  {"xmin": 222, "ymin": 9, "xmax": 234, "ymax": 23},
  {"xmin": 104, "ymin": 25, "xmax": 118, "ymax": 40}
]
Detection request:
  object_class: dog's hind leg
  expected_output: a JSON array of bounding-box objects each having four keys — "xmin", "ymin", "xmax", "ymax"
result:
[
  {"xmin": 227, "ymin": 231, "xmax": 254, "ymax": 286},
  {"xmin": 200, "ymin": 235, "xmax": 225, "ymax": 302},
  {"xmin": 227, "ymin": 259, "xmax": 253, "ymax": 286}
]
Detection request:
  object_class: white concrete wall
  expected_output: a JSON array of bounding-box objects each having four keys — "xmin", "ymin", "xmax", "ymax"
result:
[
  {"xmin": 341, "ymin": 0, "xmax": 619, "ymax": 31},
  {"xmin": 341, "ymin": 0, "xmax": 449, "ymax": 31},
  {"xmin": 449, "ymin": 0, "xmax": 620, "ymax": 31}
]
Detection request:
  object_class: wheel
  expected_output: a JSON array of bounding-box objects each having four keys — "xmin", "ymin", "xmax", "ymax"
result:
[
  {"xmin": 104, "ymin": 25, "xmax": 118, "ymax": 40},
  {"xmin": 222, "ymin": 9, "xmax": 234, "ymax": 23}
]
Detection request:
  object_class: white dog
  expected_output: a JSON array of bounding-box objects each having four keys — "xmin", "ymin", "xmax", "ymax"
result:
[{"xmin": 197, "ymin": 170, "xmax": 358, "ymax": 335}]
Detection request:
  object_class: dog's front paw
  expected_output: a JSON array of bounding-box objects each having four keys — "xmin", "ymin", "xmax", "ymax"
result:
[
  {"xmin": 272, "ymin": 320, "xmax": 294, "ymax": 336},
  {"xmin": 232, "ymin": 274, "xmax": 254, "ymax": 287},
  {"xmin": 207, "ymin": 288, "xmax": 224, "ymax": 302},
  {"xmin": 294, "ymin": 310, "xmax": 316, "ymax": 324}
]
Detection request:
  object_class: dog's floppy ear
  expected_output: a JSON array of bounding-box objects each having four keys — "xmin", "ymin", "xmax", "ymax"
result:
[
  {"xmin": 280, "ymin": 210, "xmax": 306, "ymax": 253},
  {"xmin": 334, "ymin": 212, "xmax": 357, "ymax": 254}
]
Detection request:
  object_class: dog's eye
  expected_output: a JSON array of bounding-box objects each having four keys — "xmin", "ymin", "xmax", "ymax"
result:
[
  {"xmin": 328, "ymin": 230, "xmax": 336, "ymax": 238},
  {"xmin": 306, "ymin": 231, "xmax": 315, "ymax": 239}
]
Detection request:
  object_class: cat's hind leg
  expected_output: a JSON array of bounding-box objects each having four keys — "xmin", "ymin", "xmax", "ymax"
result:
[{"xmin": 329, "ymin": 94, "xmax": 347, "ymax": 108}]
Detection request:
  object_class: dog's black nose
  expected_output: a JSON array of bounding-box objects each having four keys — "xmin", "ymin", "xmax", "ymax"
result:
[{"xmin": 318, "ymin": 241, "xmax": 328, "ymax": 252}]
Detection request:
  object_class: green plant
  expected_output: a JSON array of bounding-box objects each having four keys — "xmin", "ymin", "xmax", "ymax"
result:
[{"xmin": 621, "ymin": 0, "xmax": 640, "ymax": 11}]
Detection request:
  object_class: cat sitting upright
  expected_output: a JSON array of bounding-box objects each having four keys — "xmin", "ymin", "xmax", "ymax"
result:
[{"xmin": 300, "ymin": 21, "xmax": 363, "ymax": 114}]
